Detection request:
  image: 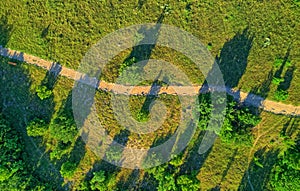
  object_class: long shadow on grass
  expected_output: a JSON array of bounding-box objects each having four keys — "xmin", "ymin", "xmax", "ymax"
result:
[
  {"xmin": 281, "ymin": 117, "xmax": 300, "ymax": 138},
  {"xmin": 220, "ymin": 148, "xmax": 239, "ymax": 183},
  {"xmin": 204, "ymin": 28, "xmax": 254, "ymax": 110},
  {"xmin": 139, "ymin": 70, "xmax": 163, "ymax": 117},
  {"xmin": 278, "ymin": 64, "xmax": 296, "ymax": 92},
  {"xmin": 0, "ymin": 56, "xmax": 64, "ymax": 190},
  {"xmin": 80, "ymin": 123, "xmax": 131, "ymax": 189},
  {"xmin": 245, "ymin": 48, "xmax": 295, "ymax": 110},
  {"xmin": 122, "ymin": 6, "xmax": 166, "ymax": 65},
  {"xmin": 178, "ymin": 130, "xmax": 213, "ymax": 175},
  {"xmin": 49, "ymin": 92, "xmax": 86, "ymax": 168},
  {"xmin": 238, "ymin": 148, "xmax": 279, "ymax": 191},
  {"xmin": 216, "ymin": 28, "xmax": 253, "ymax": 88},
  {"xmin": 0, "ymin": 15, "xmax": 13, "ymax": 47},
  {"xmin": 40, "ymin": 62, "xmax": 62, "ymax": 90}
]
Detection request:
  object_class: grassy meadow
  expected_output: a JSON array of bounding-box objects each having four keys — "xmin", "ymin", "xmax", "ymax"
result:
[{"xmin": 0, "ymin": 0, "xmax": 300, "ymax": 190}]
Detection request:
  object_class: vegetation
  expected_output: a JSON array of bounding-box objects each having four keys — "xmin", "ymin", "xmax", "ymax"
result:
[
  {"xmin": 60, "ymin": 161, "xmax": 77, "ymax": 179},
  {"xmin": 198, "ymin": 94, "xmax": 261, "ymax": 146},
  {"xmin": 274, "ymin": 89, "xmax": 289, "ymax": 101},
  {"xmin": 0, "ymin": 0, "xmax": 299, "ymax": 104},
  {"xmin": 36, "ymin": 85, "xmax": 52, "ymax": 100},
  {"xmin": 26, "ymin": 118, "xmax": 48, "ymax": 137},
  {"xmin": 0, "ymin": 0, "xmax": 299, "ymax": 190},
  {"xmin": 268, "ymin": 135, "xmax": 300, "ymax": 190}
]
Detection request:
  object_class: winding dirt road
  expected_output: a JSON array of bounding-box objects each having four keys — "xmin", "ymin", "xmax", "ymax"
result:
[{"xmin": 1, "ymin": 46, "xmax": 299, "ymax": 116}]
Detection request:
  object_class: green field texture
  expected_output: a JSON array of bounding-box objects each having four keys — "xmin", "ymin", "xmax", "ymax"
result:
[
  {"xmin": 1, "ymin": 1, "xmax": 300, "ymax": 190},
  {"xmin": 0, "ymin": 55, "xmax": 299, "ymax": 190},
  {"xmin": 0, "ymin": 0, "xmax": 300, "ymax": 104}
]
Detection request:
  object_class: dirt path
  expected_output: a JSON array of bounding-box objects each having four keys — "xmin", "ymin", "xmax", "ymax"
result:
[{"xmin": 1, "ymin": 46, "xmax": 300, "ymax": 116}]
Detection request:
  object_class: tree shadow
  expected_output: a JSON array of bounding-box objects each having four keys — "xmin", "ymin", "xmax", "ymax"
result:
[
  {"xmin": 220, "ymin": 148, "xmax": 239, "ymax": 182},
  {"xmin": 179, "ymin": 130, "xmax": 213, "ymax": 175},
  {"xmin": 216, "ymin": 28, "xmax": 253, "ymax": 88},
  {"xmin": 245, "ymin": 47, "xmax": 295, "ymax": 111},
  {"xmin": 140, "ymin": 70, "xmax": 163, "ymax": 117},
  {"xmin": 0, "ymin": 48, "xmax": 25, "ymax": 62},
  {"xmin": 273, "ymin": 46, "xmax": 291, "ymax": 79},
  {"xmin": 0, "ymin": 56, "xmax": 64, "ymax": 190},
  {"xmin": 238, "ymin": 148, "xmax": 279, "ymax": 191},
  {"xmin": 123, "ymin": 7, "xmax": 166, "ymax": 64},
  {"xmin": 40, "ymin": 62, "xmax": 62, "ymax": 90},
  {"xmin": 0, "ymin": 15, "xmax": 13, "ymax": 47},
  {"xmin": 116, "ymin": 169, "xmax": 146, "ymax": 190},
  {"xmin": 137, "ymin": 0, "xmax": 147, "ymax": 9},
  {"xmin": 48, "ymin": 91, "xmax": 79, "ymax": 159},
  {"xmin": 281, "ymin": 117, "xmax": 300, "ymax": 137},
  {"xmin": 248, "ymin": 69, "xmax": 273, "ymax": 100},
  {"xmin": 278, "ymin": 64, "xmax": 296, "ymax": 92},
  {"xmin": 41, "ymin": 24, "xmax": 51, "ymax": 38}
]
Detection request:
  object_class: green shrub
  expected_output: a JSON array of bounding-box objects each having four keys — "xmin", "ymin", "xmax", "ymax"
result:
[
  {"xmin": 90, "ymin": 171, "xmax": 118, "ymax": 191},
  {"xmin": 118, "ymin": 57, "xmax": 137, "ymax": 75},
  {"xmin": 198, "ymin": 94, "xmax": 261, "ymax": 146},
  {"xmin": 26, "ymin": 118, "xmax": 48, "ymax": 137},
  {"xmin": 206, "ymin": 43, "xmax": 213, "ymax": 51},
  {"xmin": 60, "ymin": 161, "xmax": 77, "ymax": 178},
  {"xmin": 272, "ymin": 77, "xmax": 284, "ymax": 85},
  {"xmin": 36, "ymin": 85, "xmax": 52, "ymax": 100},
  {"xmin": 90, "ymin": 171, "xmax": 106, "ymax": 191},
  {"xmin": 49, "ymin": 115, "xmax": 77, "ymax": 144},
  {"xmin": 269, "ymin": 139, "xmax": 300, "ymax": 190},
  {"xmin": 136, "ymin": 111, "xmax": 149, "ymax": 122},
  {"xmin": 274, "ymin": 89, "xmax": 289, "ymax": 101},
  {"xmin": 176, "ymin": 175, "xmax": 200, "ymax": 191},
  {"xmin": 285, "ymin": 59, "xmax": 292, "ymax": 67},
  {"xmin": 169, "ymin": 155, "xmax": 184, "ymax": 168},
  {"xmin": 273, "ymin": 58, "xmax": 283, "ymax": 68}
]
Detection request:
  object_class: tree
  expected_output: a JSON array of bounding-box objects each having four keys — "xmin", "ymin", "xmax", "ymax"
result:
[
  {"xmin": 90, "ymin": 171, "xmax": 106, "ymax": 191},
  {"xmin": 49, "ymin": 115, "xmax": 77, "ymax": 144},
  {"xmin": 198, "ymin": 94, "xmax": 261, "ymax": 146}
]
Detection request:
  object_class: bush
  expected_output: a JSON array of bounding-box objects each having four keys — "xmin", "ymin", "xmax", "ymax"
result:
[
  {"xmin": 90, "ymin": 171, "xmax": 118, "ymax": 191},
  {"xmin": 169, "ymin": 155, "xmax": 184, "ymax": 168},
  {"xmin": 49, "ymin": 115, "xmax": 77, "ymax": 144},
  {"xmin": 60, "ymin": 161, "xmax": 77, "ymax": 178},
  {"xmin": 206, "ymin": 43, "xmax": 213, "ymax": 51},
  {"xmin": 26, "ymin": 118, "xmax": 48, "ymax": 137},
  {"xmin": 36, "ymin": 85, "xmax": 52, "ymax": 100},
  {"xmin": 198, "ymin": 94, "xmax": 261, "ymax": 146},
  {"xmin": 90, "ymin": 171, "xmax": 106, "ymax": 191},
  {"xmin": 176, "ymin": 175, "xmax": 200, "ymax": 191},
  {"xmin": 118, "ymin": 57, "xmax": 137, "ymax": 75},
  {"xmin": 136, "ymin": 111, "xmax": 149, "ymax": 122},
  {"xmin": 274, "ymin": 89, "xmax": 289, "ymax": 101},
  {"xmin": 269, "ymin": 138, "xmax": 300, "ymax": 190},
  {"xmin": 272, "ymin": 77, "xmax": 284, "ymax": 85},
  {"xmin": 273, "ymin": 58, "xmax": 283, "ymax": 68}
]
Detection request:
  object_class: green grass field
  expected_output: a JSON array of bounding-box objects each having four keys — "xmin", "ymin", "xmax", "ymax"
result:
[
  {"xmin": 1, "ymin": 56, "xmax": 299, "ymax": 190},
  {"xmin": 1, "ymin": 0, "xmax": 300, "ymax": 190},
  {"xmin": 1, "ymin": 0, "xmax": 300, "ymax": 104}
]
